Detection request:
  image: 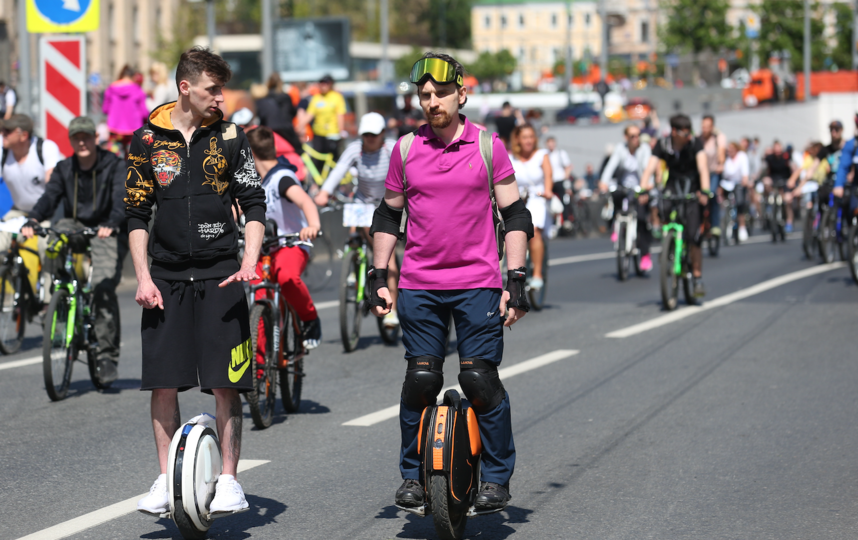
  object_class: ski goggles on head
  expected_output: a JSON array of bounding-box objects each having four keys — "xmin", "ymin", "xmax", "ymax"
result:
[{"xmin": 410, "ymin": 58, "xmax": 464, "ymax": 87}]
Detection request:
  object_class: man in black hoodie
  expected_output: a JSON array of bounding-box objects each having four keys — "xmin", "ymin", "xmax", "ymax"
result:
[
  {"xmin": 127, "ymin": 48, "xmax": 267, "ymax": 519},
  {"xmin": 22, "ymin": 116, "xmax": 127, "ymax": 385}
]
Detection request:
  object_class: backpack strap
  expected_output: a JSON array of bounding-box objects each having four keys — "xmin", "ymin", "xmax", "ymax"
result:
[
  {"xmin": 478, "ymin": 130, "xmax": 505, "ymax": 260},
  {"xmin": 36, "ymin": 137, "xmax": 44, "ymax": 166},
  {"xmin": 398, "ymin": 132, "xmax": 416, "ymax": 236}
]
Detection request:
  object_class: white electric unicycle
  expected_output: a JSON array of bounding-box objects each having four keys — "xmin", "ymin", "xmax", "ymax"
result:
[{"xmin": 165, "ymin": 414, "xmax": 223, "ymax": 539}]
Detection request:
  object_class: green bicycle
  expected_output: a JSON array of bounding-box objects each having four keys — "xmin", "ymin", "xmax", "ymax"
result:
[
  {"xmin": 339, "ymin": 231, "xmax": 399, "ymax": 352},
  {"xmin": 40, "ymin": 227, "xmax": 113, "ymax": 401},
  {"xmin": 301, "ymin": 143, "xmax": 353, "ymax": 191},
  {"xmin": 659, "ymin": 191, "xmax": 699, "ymax": 311}
]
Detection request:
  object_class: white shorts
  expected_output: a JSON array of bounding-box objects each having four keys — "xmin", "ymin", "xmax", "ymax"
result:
[{"xmin": 526, "ymin": 196, "xmax": 552, "ymax": 236}]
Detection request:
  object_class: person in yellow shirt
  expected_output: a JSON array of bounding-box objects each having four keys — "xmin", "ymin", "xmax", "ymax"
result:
[{"xmin": 300, "ymin": 74, "xmax": 347, "ymax": 172}]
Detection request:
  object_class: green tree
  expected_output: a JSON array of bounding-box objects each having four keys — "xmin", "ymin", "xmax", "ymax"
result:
[
  {"xmin": 758, "ymin": 0, "xmax": 826, "ymax": 72},
  {"xmin": 395, "ymin": 47, "xmax": 427, "ymax": 78},
  {"xmin": 423, "ymin": 0, "xmax": 473, "ymax": 49},
  {"xmin": 659, "ymin": 0, "xmax": 734, "ymax": 84},
  {"xmin": 466, "ymin": 50, "xmax": 516, "ymax": 82},
  {"xmin": 829, "ymin": 2, "xmax": 853, "ymax": 71}
]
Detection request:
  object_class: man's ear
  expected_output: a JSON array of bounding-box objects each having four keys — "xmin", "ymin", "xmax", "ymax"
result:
[
  {"xmin": 178, "ymin": 80, "xmax": 190, "ymax": 96},
  {"xmin": 458, "ymin": 85, "xmax": 468, "ymax": 107}
]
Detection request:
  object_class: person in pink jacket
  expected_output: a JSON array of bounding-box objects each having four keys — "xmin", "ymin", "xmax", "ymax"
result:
[{"xmin": 102, "ymin": 65, "xmax": 149, "ymax": 157}]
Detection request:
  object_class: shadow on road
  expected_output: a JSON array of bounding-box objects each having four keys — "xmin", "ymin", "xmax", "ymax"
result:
[
  {"xmin": 375, "ymin": 504, "xmax": 531, "ymax": 539},
  {"xmin": 140, "ymin": 494, "xmax": 287, "ymax": 539},
  {"xmin": 65, "ymin": 378, "xmax": 141, "ymax": 398}
]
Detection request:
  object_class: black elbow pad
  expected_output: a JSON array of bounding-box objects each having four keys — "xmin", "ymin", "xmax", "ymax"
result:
[
  {"xmin": 500, "ymin": 199, "xmax": 534, "ymax": 240},
  {"xmin": 370, "ymin": 200, "xmax": 405, "ymax": 239}
]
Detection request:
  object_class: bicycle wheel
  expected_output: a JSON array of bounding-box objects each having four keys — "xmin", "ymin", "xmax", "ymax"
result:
[
  {"xmin": 616, "ymin": 223, "xmax": 628, "ymax": 282},
  {"xmin": 246, "ymin": 304, "xmax": 277, "ymax": 429},
  {"xmin": 839, "ymin": 219, "xmax": 849, "ymax": 262},
  {"xmin": 42, "ymin": 288, "xmax": 77, "ymax": 401},
  {"xmin": 659, "ymin": 230, "xmax": 680, "ymax": 311},
  {"xmin": 527, "ymin": 241, "xmax": 548, "ymax": 310},
  {"xmin": 707, "ymin": 232, "xmax": 720, "ymax": 257},
  {"xmin": 303, "ymin": 233, "xmax": 335, "ymax": 292},
  {"xmin": 429, "ymin": 473, "xmax": 468, "ymax": 540},
  {"xmin": 682, "ymin": 264, "xmax": 697, "ymax": 307},
  {"xmin": 339, "ymin": 251, "xmax": 362, "ymax": 352},
  {"xmin": 0, "ymin": 264, "xmax": 25, "ymax": 354},
  {"xmin": 848, "ymin": 217, "xmax": 858, "ymax": 285},
  {"xmin": 802, "ymin": 210, "xmax": 815, "ymax": 259},
  {"xmin": 279, "ymin": 304, "xmax": 303, "ymax": 413},
  {"xmin": 819, "ymin": 209, "xmax": 836, "ymax": 263}
]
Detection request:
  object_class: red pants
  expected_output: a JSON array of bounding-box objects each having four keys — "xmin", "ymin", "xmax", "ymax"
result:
[{"xmin": 251, "ymin": 247, "xmax": 317, "ymax": 368}]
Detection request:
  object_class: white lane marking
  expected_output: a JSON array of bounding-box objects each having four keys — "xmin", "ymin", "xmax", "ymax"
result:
[
  {"xmin": 606, "ymin": 262, "xmax": 846, "ymax": 338},
  {"xmin": 316, "ymin": 300, "xmax": 338, "ymax": 310},
  {"xmin": 342, "ymin": 349, "xmax": 579, "ymax": 427},
  {"xmin": 16, "ymin": 460, "xmax": 270, "ymax": 540},
  {"xmin": 0, "ymin": 356, "xmax": 41, "ymax": 371}
]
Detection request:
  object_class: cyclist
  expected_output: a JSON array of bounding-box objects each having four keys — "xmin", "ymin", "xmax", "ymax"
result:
[
  {"xmin": 130, "ymin": 48, "xmax": 266, "ymax": 519},
  {"xmin": 509, "ymin": 123, "xmax": 551, "ymax": 289},
  {"xmin": 720, "ymin": 140, "xmax": 752, "ymax": 241},
  {"xmin": 370, "ymin": 52, "xmax": 532, "ymax": 513},
  {"xmin": 834, "ymin": 115, "xmax": 858, "ymax": 215},
  {"xmin": 298, "ymin": 74, "xmax": 347, "ymax": 172},
  {"xmin": 599, "ymin": 124, "xmax": 654, "ymax": 271},
  {"xmin": 21, "ymin": 116, "xmax": 127, "ymax": 385},
  {"xmin": 762, "ymin": 140, "xmax": 797, "ymax": 232},
  {"xmin": 246, "ymin": 126, "xmax": 322, "ymax": 349},
  {"xmin": 640, "ymin": 113, "xmax": 711, "ymax": 297},
  {"xmin": 313, "ymin": 112, "xmax": 402, "ymax": 328},
  {"xmin": 700, "ymin": 115, "xmax": 727, "ymax": 239}
]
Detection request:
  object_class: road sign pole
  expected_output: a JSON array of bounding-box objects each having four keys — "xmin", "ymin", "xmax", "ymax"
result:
[
  {"xmin": 17, "ymin": 0, "xmax": 31, "ymax": 119},
  {"xmin": 261, "ymin": 0, "xmax": 273, "ymax": 80},
  {"xmin": 804, "ymin": 0, "xmax": 811, "ymax": 100}
]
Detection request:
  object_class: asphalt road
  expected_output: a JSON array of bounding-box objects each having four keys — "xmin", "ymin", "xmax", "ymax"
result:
[{"xmin": 2, "ymin": 227, "xmax": 857, "ymax": 540}]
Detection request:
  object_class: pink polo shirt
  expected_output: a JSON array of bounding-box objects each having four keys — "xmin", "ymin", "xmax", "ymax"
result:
[{"xmin": 386, "ymin": 117, "xmax": 514, "ymax": 290}]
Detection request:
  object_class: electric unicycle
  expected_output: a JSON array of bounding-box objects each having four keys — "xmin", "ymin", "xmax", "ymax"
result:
[
  {"xmin": 396, "ymin": 390, "xmax": 502, "ymax": 540},
  {"xmin": 164, "ymin": 414, "xmax": 227, "ymax": 539}
]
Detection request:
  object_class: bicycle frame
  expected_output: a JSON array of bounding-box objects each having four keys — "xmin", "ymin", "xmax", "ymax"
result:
[
  {"xmin": 249, "ymin": 252, "xmax": 307, "ymax": 367},
  {"xmin": 662, "ymin": 221, "xmax": 685, "ymax": 276},
  {"xmin": 343, "ymin": 236, "xmax": 369, "ymax": 304}
]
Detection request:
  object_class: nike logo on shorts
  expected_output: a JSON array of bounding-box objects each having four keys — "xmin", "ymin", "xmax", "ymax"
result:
[{"xmin": 229, "ymin": 338, "xmax": 252, "ymax": 383}]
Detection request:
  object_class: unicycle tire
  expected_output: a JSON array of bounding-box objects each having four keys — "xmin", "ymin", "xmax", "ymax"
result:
[
  {"xmin": 172, "ymin": 502, "xmax": 207, "ymax": 540},
  {"xmin": 429, "ymin": 473, "xmax": 468, "ymax": 540},
  {"xmin": 659, "ymin": 231, "xmax": 679, "ymax": 311},
  {"xmin": 246, "ymin": 304, "xmax": 277, "ymax": 429},
  {"xmin": 42, "ymin": 288, "xmax": 76, "ymax": 401},
  {"xmin": 339, "ymin": 252, "xmax": 362, "ymax": 352},
  {"xmin": 280, "ymin": 305, "xmax": 303, "ymax": 413}
]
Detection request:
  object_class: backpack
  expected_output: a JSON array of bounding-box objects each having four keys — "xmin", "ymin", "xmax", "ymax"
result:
[
  {"xmin": 398, "ymin": 129, "xmax": 505, "ymax": 260},
  {"xmin": 1, "ymin": 137, "xmax": 44, "ymax": 173}
]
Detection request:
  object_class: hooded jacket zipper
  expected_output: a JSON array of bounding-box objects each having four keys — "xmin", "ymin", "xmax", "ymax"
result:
[{"xmin": 186, "ymin": 129, "xmax": 200, "ymax": 281}]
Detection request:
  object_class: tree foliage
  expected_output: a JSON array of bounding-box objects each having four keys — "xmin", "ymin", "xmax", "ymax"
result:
[
  {"xmin": 829, "ymin": 1, "xmax": 853, "ymax": 71},
  {"xmin": 758, "ymin": 0, "xmax": 826, "ymax": 72},
  {"xmin": 395, "ymin": 47, "xmax": 427, "ymax": 78},
  {"xmin": 466, "ymin": 50, "xmax": 517, "ymax": 82},
  {"xmin": 659, "ymin": 0, "xmax": 734, "ymax": 58}
]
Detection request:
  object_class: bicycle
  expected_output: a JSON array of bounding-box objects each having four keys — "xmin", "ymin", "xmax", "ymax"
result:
[
  {"xmin": 40, "ymin": 227, "xmax": 112, "ymax": 401},
  {"xmin": 300, "ymin": 143, "xmax": 353, "ymax": 191},
  {"xmin": 611, "ymin": 186, "xmax": 643, "ymax": 281},
  {"xmin": 659, "ymin": 187, "xmax": 699, "ymax": 311},
  {"xmin": 801, "ymin": 188, "xmax": 821, "ymax": 260},
  {"xmin": 339, "ymin": 231, "xmax": 399, "ymax": 352},
  {"xmin": 302, "ymin": 227, "xmax": 335, "ymax": 292},
  {"xmin": 764, "ymin": 180, "xmax": 787, "ymax": 243},
  {"xmin": 245, "ymin": 232, "xmax": 314, "ymax": 429},
  {"xmin": 818, "ymin": 190, "xmax": 849, "ymax": 264},
  {"xmin": 0, "ymin": 230, "xmax": 48, "ymax": 354},
  {"xmin": 846, "ymin": 212, "xmax": 858, "ymax": 285}
]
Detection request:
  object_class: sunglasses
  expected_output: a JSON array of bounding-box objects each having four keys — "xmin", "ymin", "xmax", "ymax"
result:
[
  {"xmin": 628, "ymin": 133, "xmax": 640, "ymax": 139},
  {"xmin": 410, "ymin": 58, "xmax": 464, "ymax": 87},
  {"xmin": 1, "ymin": 128, "xmax": 17, "ymax": 135}
]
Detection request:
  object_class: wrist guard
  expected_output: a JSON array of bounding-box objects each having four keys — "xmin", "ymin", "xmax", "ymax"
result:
[
  {"xmin": 368, "ymin": 266, "xmax": 389, "ymax": 308},
  {"xmin": 505, "ymin": 267, "xmax": 530, "ymax": 312}
]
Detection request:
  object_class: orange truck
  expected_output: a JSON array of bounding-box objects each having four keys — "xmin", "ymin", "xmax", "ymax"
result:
[{"xmin": 743, "ymin": 69, "xmax": 858, "ymax": 106}]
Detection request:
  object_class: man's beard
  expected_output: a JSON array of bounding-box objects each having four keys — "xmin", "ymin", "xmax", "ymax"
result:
[{"xmin": 428, "ymin": 108, "xmax": 454, "ymax": 129}]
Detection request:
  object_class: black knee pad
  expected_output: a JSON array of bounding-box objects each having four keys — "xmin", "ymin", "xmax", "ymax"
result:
[
  {"xmin": 401, "ymin": 356, "xmax": 444, "ymax": 409},
  {"xmin": 458, "ymin": 357, "xmax": 505, "ymax": 414}
]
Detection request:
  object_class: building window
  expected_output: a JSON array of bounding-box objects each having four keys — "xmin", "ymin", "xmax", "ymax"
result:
[
  {"xmin": 108, "ymin": 3, "xmax": 115, "ymax": 43},
  {"xmin": 484, "ymin": 15, "xmax": 491, "ymax": 29},
  {"xmin": 519, "ymin": 14, "xmax": 525, "ymax": 28},
  {"xmin": 518, "ymin": 47, "xmax": 526, "ymax": 60},
  {"xmin": 133, "ymin": 5, "xmax": 140, "ymax": 46},
  {"xmin": 585, "ymin": 13, "xmax": 591, "ymax": 27},
  {"xmin": 551, "ymin": 13, "xmax": 557, "ymax": 28},
  {"xmin": 501, "ymin": 15, "xmax": 507, "ymax": 29},
  {"xmin": 531, "ymin": 47, "xmax": 538, "ymax": 61},
  {"xmin": 552, "ymin": 47, "xmax": 560, "ymax": 63},
  {"xmin": 568, "ymin": 13, "xmax": 574, "ymax": 27},
  {"xmin": 641, "ymin": 20, "xmax": 649, "ymax": 43}
]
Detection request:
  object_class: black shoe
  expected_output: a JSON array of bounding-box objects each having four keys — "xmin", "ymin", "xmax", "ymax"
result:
[
  {"xmin": 474, "ymin": 482, "xmax": 511, "ymax": 511},
  {"xmin": 97, "ymin": 359, "xmax": 118, "ymax": 386},
  {"xmin": 302, "ymin": 317, "xmax": 321, "ymax": 350},
  {"xmin": 693, "ymin": 277, "xmax": 706, "ymax": 298},
  {"xmin": 395, "ymin": 479, "xmax": 425, "ymax": 508}
]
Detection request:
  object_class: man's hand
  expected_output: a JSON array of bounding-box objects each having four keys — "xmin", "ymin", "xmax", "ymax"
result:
[
  {"xmin": 314, "ymin": 191, "xmax": 330, "ymax": 207},
  {"xmin": 499, "ymin": 290, "xmax": 526, "ymax": 327},
  {"xmin": 834, "ymin": 186, "xmax": 844, "ymax": 198},
  {"xmin": 97, "ymin": 226, "xmax": 114, "ymax": 239},
  {"xmin": 20, "ymin": 226, "xmax": 35, "ymax": 239},
  {"xmin": 371, "ymin": 287, "xmax": 393, "ymax": 317},
  {"xmin": 136, "ymin": 278, "xmax": 164, "ymax": 310},
  {"xmin": 638, "ymin": 192, "xmax": 649, "ymax": 205},
  {"xmin": 219, "ymin": 266, "xmax": 259, "ymax": 288},
  {"xmin": 299, "ymin": 226, "xmax": 319, "ymax": 241},
  {"xmin": 697, "ymin": 191, "xmax": 710, "ymax": 206}
]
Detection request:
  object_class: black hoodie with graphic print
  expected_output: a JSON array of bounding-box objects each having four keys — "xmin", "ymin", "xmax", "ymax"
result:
[{"xmin": 125, "ymin": 102, "xmax": 266, "ymax": 281}]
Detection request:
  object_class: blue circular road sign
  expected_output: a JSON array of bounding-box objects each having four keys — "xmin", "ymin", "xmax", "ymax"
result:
[{"xmin": 34, "ymin": 0, "xmax": 92, "ymax": 25}]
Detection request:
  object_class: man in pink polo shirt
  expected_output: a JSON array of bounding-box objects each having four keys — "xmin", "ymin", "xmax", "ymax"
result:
[{"xmin": 369, "ymin": 53, "xmax": 534, "ymax": 513}]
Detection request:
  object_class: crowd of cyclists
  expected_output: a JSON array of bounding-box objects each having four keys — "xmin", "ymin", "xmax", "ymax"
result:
[{"xmin": 3, "ymin": 44, "xmax": 858, "ymax": 538}]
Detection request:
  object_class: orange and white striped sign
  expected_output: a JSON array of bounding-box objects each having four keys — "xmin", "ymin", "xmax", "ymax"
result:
[{"xmin": 39, "ymin": 36, "xmax": 86, "ymax": 157}]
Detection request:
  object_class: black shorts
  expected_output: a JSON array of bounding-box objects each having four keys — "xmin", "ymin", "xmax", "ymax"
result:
[{"xmin": 141, "ymin": 279, "xmax": 252, "ymax": 394}]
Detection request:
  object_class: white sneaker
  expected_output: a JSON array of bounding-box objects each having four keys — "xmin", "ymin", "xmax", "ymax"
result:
[
  {"xmin": 137, "ymin": 474, "xmax": 169, "ymax": 517},
  {"xmin": 383, "ymin": 310, "xmax": 400, "ymax": 328},
  {"xmin": 209, "ymin": 474, "xmax": 249, "ymax": 516},
  {"xmin": 529, "ymin": 277, "xmax": 544, "ymax": 290},
  {"xmin": 738, "ymin": 227, "xmax": 749, "ymax": 242}
]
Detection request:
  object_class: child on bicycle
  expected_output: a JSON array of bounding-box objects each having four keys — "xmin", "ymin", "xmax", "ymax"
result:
[{"xmin": 245, "ymin": 126, "xmax": 323, "ymax": 350}]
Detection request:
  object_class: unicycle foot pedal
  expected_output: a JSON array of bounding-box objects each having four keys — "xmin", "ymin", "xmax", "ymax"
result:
[
  {"xmin": 136, "ymin": 509, "xmax": 171, "ymax": 519},
  {"xmin": 395, "ymin": 504, "xmax": 427, "ymax": 517},
  {"xmin": 467, "ymin": 505, "xmax": 506, "ymax": 517},
  {"xmin": 209, "ymin": 506, "xmax": 250, "ymax": 520}
]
